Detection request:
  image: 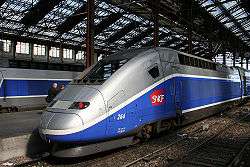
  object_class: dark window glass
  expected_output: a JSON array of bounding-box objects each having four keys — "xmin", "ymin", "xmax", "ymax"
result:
[
  {"xmin": 190, "ymin": 57, "xmax": 195, "ymax": 66},
  {"xmin": 77, "ymin": 59, "xmax": 128, "ymax": 84},
  {"xmin": 205, "ymin": 62, "xmax": 209, "ymax": 69},
  {"xmin": 178, "ymin": 54, "xmax": 216, "ymax": 70},
  {"xmin": 148, "ymin": 66, "xmax": 160, "ymax": 79},
  {"xmin": 194, "ymin": 58, "xmax": 198, "ymax": 67},
  {"xmin": 212, "ymin": 64, "xmax": 216, "ymax": 70},
  {"xmin": 185, "ymin": 56, "xmax": 191, "ymax": 66},
  {"xmin": 201, "ymin": 60, "xmax": 205, "ymax": 68},
  {"xmin": 178, "ymin": 54, "xmax": 185, "ymax": 64}
]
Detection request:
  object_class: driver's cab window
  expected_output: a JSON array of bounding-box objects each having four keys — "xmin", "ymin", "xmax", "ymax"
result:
[{"xmin": 148, "ymin": 66, "xmax": 160, "ymax": 79}]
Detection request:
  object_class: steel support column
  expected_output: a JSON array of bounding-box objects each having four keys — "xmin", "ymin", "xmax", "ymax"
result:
[
  {"xmin": 209, "ymin": 42, "xmax": 213, "ymax": 60},
  {"xmin": 188, "ymin": 0, "xmax": 193, "ymax": 54},
  {"xmin": 86, "ymin": 0, "xmax": 94, "ymax": 68},
  {"xmin": 153, "ymin": 1, "xmax": 159, "ymax": 47},
  {"xmin": 73, "ymin": 50, "xmax": 77, "ymax": 62},
  {"xmin": 60, "ymin": 46, "xmax": 63, "ymax": 63},
  {"xmin": 11, "ymin": 41, "xmax": 17, "ymax": 60},
  {"xmin": 246, "ymin": 58, "xmax": 249, "ymax": 70},
  {"xmin": 30, "ymin": 43, "xmax": 34, "ymax": 61},
  {"xmin": 233, "ymin": 52, "xmax": 236, "ymax": 67},
  {"xmin": 223, "ymin": 53, "xmax": 226, "ymax": 65},
  {"xmin": 46, "ymin": 46, "xmax": 50, "ymax": 62},
  {"xmin": 241, "ymin": 56, "xmax": 243, "ymax": 68},
  {"xmin": 188, "ymin": 28, "xmax": 192, "ymax": 54}
]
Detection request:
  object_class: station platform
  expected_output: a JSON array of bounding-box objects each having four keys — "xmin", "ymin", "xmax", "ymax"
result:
[
  {"xmin": 0, "ymin": 110, "xmax": 49, "ymax": 162},
  {"xmin": 0, "ymin": 110, "xmax": 42, "ymax": 138}
]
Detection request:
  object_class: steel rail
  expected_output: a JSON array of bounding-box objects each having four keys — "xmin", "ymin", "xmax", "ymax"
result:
[{"xmin": 123, "ymin": 111, "xmax": 250, "ymax": 167}]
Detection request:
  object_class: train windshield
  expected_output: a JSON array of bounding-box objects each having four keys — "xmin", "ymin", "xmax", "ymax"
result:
[{"xmin": 76, "ymin": 59, "xmax": 129, "ymax": 84}]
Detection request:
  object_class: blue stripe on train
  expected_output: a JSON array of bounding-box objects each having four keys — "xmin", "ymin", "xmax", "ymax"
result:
[
  {"xmin": 0, "ymin": 80, "xmax": 71, "ymax": 97},
  {"xmin": 46, "ymin": 76, "xmax": 243, "ymax": 142}
]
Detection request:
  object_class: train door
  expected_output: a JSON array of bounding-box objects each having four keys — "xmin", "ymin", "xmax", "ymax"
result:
[
  {"xmin": 143, "ymin": 54, "xmax": 167, "ymax": 121},
  {"xmin": 157, "ymin": 49, "xmax": 179, "ymax": 119},
  {"xmin": 175, "ymin": 79, "xmax": 183, "ymax": 124}
]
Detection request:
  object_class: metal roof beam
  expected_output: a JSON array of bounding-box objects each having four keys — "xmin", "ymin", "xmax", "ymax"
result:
[
  {"xmin": 213, "ymin": 0, "xmax": 250, "ymax": 40},
  {"xmin": 161, "ymin": 36, "xmax": 182, "ymax": 47},
  {"xmin": 171, "ymin": 41, "xmax": 188, "ymax": 50},
  {"xmin": 105, "ymin": 21, "xmax": 139, "ymax": 44},
  {"xmin": 240, "ymin": 0, "xmax": 250, "ymax": 13},
  {"xmin": 124, "ymin": 28, "xmax": 154, "ymax": 48},
  {"xmin": 56, "ymin": 3, "xmax": 87, "ymax": 34},
  {"xmin": 94, "ymin": 13, "xmax": 123, "ymax": 36},
  {"xmin": 142, "ymin": 32, "xmax": 172, "ymax": 47},
  {"xmin": 196, "ymin": 50, "xmax": 206, "ymax": 57},
  {"xmin": 0, "ymin": 0, "xmax": 7, "ymax": 7},
  {"xmin": 21, "ymin": 0, "xmax": 64, "ymax": 27}
]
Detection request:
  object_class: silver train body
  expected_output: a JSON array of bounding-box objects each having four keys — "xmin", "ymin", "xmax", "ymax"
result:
[{"xmin": 39, "ymin": 47, "xmax": 250, "ymax": 157}]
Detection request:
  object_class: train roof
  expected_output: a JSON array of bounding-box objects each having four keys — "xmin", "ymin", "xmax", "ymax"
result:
[
  {"xmin": 104, "ymin": 47, "xmax": 152, "ymax": 61},
  {"xmin": 103, "ymin": 48, "xmax": 250, "ymax": 74},
  {"xmin": 105, "ymin": 47, "xmax": 215, "ymax": 64},
  {"xmin": 175, "ymin": 50, "xmax": 214, "ymax": 63}
]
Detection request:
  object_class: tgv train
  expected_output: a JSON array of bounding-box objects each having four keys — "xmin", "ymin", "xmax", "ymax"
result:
[
  {"xmin": 0, "ymin": 68, "xmax": 79, "ymax": 111},
  {"xmin": 39, "ymin": 47, "xmax": 250, "ymax": 157}
]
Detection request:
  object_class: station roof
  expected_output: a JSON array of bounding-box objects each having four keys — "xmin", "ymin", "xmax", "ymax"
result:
[{"xmin": 0, "ymin": 0, "xmax": 249, "ymax": 57}]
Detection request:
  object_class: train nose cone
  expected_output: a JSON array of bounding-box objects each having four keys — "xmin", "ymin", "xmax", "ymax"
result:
[
  {"xmin": 39, "ymin": 111, "xmax": 84, "ymax": 135},
  {"xmin": 40, "ymin": 111, "xmax": 55, "ymax": 130},
  {"xmin": 47, "ymin": 113, "xmax": 83, "ymax": 131}
]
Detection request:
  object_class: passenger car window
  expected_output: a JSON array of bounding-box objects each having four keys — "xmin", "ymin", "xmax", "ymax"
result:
[{"xmin": 148, "ymin": 66, "xmax": 159, "ymax": 79}]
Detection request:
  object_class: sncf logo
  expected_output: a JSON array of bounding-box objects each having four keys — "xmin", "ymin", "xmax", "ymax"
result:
[{"xmin": 150, "ymin": 89, "xmax": 165, "ymax": 106}]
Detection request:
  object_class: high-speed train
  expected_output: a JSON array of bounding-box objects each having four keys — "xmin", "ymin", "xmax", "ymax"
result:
[
  {"xmin": 39, "ymin": 47, "xmax": 250, "ymax": 157},
  {"xmin": 0, "ymin": 68, "xmax": 80, "ymax": 111}
]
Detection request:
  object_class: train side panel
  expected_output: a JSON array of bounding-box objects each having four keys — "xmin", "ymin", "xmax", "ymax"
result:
[{"xmin": 0, "ymin": 67, "xmax": 79, "ymax": 110}]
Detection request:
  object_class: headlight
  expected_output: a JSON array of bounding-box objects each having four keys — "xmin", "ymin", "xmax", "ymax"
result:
[{"xmin": 69, "ymin": 102, "xmax": 90, "ymax": 109}]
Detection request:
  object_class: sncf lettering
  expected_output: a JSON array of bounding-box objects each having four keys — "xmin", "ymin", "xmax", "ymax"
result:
[
  {"xmin": 151, "ymin": 95, "xmax": 164, "ymax": 104},
  {"xmin": 150, "ymin": 89, "xmax": 165, "ymax": 106}
]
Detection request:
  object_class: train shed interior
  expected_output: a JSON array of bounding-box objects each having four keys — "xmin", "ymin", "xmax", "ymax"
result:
[
  {"xmin": 0, "ymin": 0, "xmax": 249, "ymax": 70},
  {"xmin": 0, "ymin": 0, "xmax": 250, "ymax": 166}
]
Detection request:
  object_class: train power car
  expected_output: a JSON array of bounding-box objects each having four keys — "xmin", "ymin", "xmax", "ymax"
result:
[
  {"xmin": 0, "ymin": 68, "xmax": 80, "ymax": 112},
  {"xmin": 39, "ymin": 47, "xmax": 250, "ymax": 157}
]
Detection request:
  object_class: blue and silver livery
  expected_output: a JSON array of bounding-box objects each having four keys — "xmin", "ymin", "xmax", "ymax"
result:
[
  {"xmin": 0, "ymin": 68, "xmax": 79, "ymax": 111},
  {"xmin": 39, "ymin": 47, "xmax": 250, "ymax": 156}
]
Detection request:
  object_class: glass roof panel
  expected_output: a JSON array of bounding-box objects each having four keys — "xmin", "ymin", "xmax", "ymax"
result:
[
  {"xmin": 0, "ymin": 0, "xmax": 248, "ymax": 51},
  {"xmin": 199, "ymin": 0, "xmax": 250, "ymax": 46}
]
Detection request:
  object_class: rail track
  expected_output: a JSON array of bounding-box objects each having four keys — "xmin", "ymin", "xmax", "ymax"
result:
[
  {"xmin": 167, "ymin": 114, "xmax": 250, "ymax": 167},
  {"xmin": 14, "ymin": 103, "xmax": 250, "ymax": 167},
  {"xmin": 123, "ymin": 111, "xmax": 250, "ymax": 167}
]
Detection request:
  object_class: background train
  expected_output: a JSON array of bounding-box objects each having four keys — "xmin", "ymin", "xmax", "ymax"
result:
[
  {"xmin": 39, "ymin": 47, "xmax": 250, "ymax": 157},
  {"xmin": 0, "ymin": 67, "xmax": 80, "ymax": 112}
]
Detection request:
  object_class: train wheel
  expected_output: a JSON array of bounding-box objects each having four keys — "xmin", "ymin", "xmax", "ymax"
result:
[
  {"xmin": 139, "ymin": 124, "xmax": 156, "ymax": 141},
  {"xmin": 171, "ymin": 120, "xmax": 177, "ymax": 129}
]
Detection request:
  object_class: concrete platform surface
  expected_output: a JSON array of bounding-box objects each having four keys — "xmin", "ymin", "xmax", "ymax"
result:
[
  {"xmin": 0, "ymin": 110, "xmax": 49, "ymax": 162},
  {"xmin": 0, "ymin": 110, "xmax": 42, "ymax": 138}
]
